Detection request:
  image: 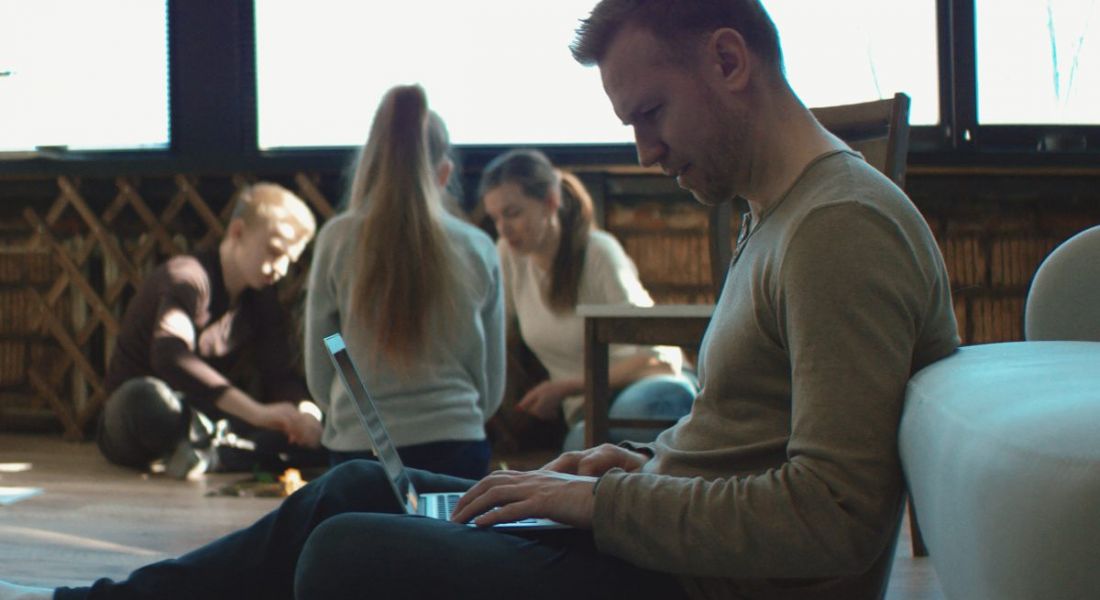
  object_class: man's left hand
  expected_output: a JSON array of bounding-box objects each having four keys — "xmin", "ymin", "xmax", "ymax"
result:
[{"xmin": 450, "ymin": 470, "xmax": 598, "ymax": 529}]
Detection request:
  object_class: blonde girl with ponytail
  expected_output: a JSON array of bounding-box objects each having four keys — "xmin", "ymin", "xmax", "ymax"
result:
[{"xmin": 305, "ymin": 85, "xmax": 504, "ymax": 478}]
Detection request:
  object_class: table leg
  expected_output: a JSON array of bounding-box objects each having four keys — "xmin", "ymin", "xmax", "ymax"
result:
[{"xmin": 584, "ymin": 319, "xmax": 610, "ymax": 448}]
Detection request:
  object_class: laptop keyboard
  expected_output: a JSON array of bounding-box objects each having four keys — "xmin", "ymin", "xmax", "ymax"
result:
[
  {"xmin": 433, "ymin": 492, "xmax": 461, "ymax": 519},
  {"xmin": 429, "ymin": 492, "xmax": 547, "ymax": 526}
]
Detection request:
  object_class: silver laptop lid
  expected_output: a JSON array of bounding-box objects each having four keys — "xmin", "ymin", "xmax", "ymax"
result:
[{"xmin": 323, "ymin": 333, "xmax": 421, "ymax": 516}]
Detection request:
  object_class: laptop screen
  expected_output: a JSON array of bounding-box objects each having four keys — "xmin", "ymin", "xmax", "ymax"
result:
[{"xmin": 323, "ymin": 333, "xmax": 421, "ymax": 515}]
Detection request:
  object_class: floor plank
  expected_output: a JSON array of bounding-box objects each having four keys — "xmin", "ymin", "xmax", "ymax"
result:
[
  {"xmin": 1, "ymin": 433, "xmax": 280, "ymax": 588},
  {"xmin": 0, "ymin": 433, "xmax": 944, "ymax": 597}
]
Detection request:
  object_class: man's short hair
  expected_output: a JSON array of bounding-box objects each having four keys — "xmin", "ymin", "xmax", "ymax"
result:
[
  {"xmin": 570, "ymin": 0, "xmax": 783, "ymax": 71},
  {"xmin": 230, "ymin": 182, "xmax": 317, "ymax": 242}
]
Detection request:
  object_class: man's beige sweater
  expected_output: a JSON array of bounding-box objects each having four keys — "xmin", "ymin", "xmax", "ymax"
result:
[{"xmin": 593, "ymin": 151, "xmax": 960, "ymax": 600}]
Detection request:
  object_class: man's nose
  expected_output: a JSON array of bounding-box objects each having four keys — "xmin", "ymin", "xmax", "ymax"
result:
[{"xmin": 634, "ymin": 128, "xmax": 665, "ymax": 168}]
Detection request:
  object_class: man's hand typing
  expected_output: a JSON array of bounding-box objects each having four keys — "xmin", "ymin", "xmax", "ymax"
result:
[
  {"xmin": 543, "ymin": 443, "xmax": 650, "ymax": 475},
  {"xmin": 450, "ymin": 470, "xmax": 597, "ymax": 529},
  {"xmin": 450, "ymin": 444, "xmax": 650, "ymax": 530}
]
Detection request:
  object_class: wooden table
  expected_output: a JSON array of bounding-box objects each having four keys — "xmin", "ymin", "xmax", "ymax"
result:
[{"xmin": 579, "ymin": 304, "xmax": 713, "ymax": 448}]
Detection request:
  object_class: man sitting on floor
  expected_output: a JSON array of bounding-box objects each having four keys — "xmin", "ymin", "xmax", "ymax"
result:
[
  {"xmin": 0, "ymin": 2, "xmax": 960, "ymax": 599},
  {"xmin": 96, "ymin": 182, "xmax": 324, "ymax": 479}
]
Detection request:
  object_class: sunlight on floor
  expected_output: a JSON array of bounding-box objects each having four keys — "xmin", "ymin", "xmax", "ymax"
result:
[
  {"xmin": 0, "ymin": 486, "xmax": 43, "ymax": 506},
  {"xmin": 0, "ymin": 524, "xmax": 161, "ymax": 556},
  {"xmin": 0, "ymin": 462, "xmax": 33, "ymax": 473}
]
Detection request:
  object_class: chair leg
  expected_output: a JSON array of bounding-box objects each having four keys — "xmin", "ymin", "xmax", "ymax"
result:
[{"xmin": 907, "ymin": 495, "xmax": 928, "ymax": 557}]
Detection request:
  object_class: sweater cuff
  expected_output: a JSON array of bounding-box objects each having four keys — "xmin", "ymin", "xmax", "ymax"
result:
[{"xmin": 591, "ymin": 467, "xmax": 629, "ymax": 551}]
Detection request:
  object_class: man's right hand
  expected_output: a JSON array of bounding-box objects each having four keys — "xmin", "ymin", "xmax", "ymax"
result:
[{"xmin": 542, "ymin": 443, "xmax": 650, "ymax": 477}]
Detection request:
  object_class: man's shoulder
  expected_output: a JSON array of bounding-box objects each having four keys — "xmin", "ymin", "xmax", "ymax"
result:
[
  {"xmin": 793, "ymin": 150, "xmax": 884, "ymax": 197},
  {"xmin": 778, "ymin": 151, "xmax": 917, "ymax": 231}
]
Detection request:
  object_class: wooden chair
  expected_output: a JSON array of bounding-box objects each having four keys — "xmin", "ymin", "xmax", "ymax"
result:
[{"xmin": 581, "ymin": 92, "xmax": 925, "ymax": 555}]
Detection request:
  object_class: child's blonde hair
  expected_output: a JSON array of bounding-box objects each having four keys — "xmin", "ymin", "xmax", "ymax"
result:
[{"xmin": 230, "ymin": 182, "xmax": 317, "ymax": 242}]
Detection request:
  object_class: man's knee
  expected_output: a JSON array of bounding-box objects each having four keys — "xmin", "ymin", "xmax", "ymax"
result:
[
  {"xmin": 300, "ymin": 513, "xmax": 366, "ymax": 563},
  {"xmin": 307, "ymin": 459, "xmax": 399, "ymax": 508},
  {"xmin": 295, "ymin": 513, "xmax": 424, "ymax": 599},
  {"xmin": 294, "ymin": 513, "xmax": 367, "ymax": 598},
  {"xmin": 322, "ymin": 458, "xmax": 387, "ymax": 485}
]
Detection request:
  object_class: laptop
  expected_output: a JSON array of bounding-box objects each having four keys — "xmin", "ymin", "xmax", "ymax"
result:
[{"xmin": 323, "ymin": 333, "xmax": 568, "ymax": 530}]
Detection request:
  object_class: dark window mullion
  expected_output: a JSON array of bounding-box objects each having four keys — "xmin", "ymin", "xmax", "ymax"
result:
[
  {"xmin": 237, "ymin": 0, "xmax": 259, "ymax": 162},
  {"xmin": 168, "ymin": 0, "xmax": 249, "ymax": 169},
  {"xmin": 948, "ymin": 0, "xmax": 978, "ymax": 150}
]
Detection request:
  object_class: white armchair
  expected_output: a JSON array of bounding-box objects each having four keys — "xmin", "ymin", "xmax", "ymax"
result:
[{"xmin": 1024, "ymin": 224, "xmax": 1100, "ymax": 341}]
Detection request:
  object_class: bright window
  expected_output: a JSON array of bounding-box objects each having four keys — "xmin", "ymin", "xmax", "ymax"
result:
[
  {"xmin": 767, "ymin": 0, "xmax": 940, "ymax": 126},
  {"xmin": 976, "ymin": 0, "xmax": 1100, "ymax": 125},
  {"xmin": 254, "ymin": 0, "xmax": 615, "ymax": 148},
  {"xmin": 254, "ymin": 0, "xmax": 940, "ymax": 149},
  {"xmin": 0, "ymin": 0, "xmax": 170, "ymax": 153}
]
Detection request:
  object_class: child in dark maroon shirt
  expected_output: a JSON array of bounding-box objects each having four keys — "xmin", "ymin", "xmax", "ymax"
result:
[{"xmin": 98, "ymin": 182, "xmax": 324, "ymax": 478}]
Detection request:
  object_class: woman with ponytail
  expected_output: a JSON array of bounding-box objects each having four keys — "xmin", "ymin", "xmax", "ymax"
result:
[
  {"xmin": 304, "ymin": 85, "xmax": 504, "ymax": 479},
  {"xmin": 479, "ymin": 149, "xmax": 696, "ymax": 451}
]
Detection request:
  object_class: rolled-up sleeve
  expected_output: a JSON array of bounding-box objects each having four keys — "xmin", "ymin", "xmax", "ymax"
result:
[{"xmin": 148, "ymin": 285, "xmax": 231, "ymax": 415}]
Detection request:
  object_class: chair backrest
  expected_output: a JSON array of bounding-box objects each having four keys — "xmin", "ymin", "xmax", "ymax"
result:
[
  {"xmin": 1024, "ymin": 224, "xmax": 1100, "ymax": 341},
  {"xmin": 708, "ymin": 92, "xmax": 912, "ymax": 295},
  {"xmin": 811, "ymin": 93, "xmax": 912, "ymax": 188}
]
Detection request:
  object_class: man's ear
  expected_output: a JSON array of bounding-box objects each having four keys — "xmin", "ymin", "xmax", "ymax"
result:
[{"xmin": 709, "ymin": 28, "xmax": 751, "ymax": 92}]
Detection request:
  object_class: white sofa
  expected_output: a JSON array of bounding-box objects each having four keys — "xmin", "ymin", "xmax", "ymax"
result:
[{"xmin": 899, "ymin": 341, "xmax": 1100, "ymax": 599}]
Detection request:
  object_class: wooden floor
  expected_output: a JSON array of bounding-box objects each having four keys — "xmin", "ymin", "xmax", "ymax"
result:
[{"xmin": 0, "ymin": 433, "xmax": 945, "ymax": 598}]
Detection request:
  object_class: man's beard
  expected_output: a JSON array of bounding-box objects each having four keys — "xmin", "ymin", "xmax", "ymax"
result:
[{"xmin": 689, "ymin": 97, "xmax": 750, "ymax": 207}]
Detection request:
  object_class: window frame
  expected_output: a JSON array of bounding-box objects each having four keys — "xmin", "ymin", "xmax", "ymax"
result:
[{"xmin": 1, "ymin": 0, "xmax": 1097, "ymax": 179}]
